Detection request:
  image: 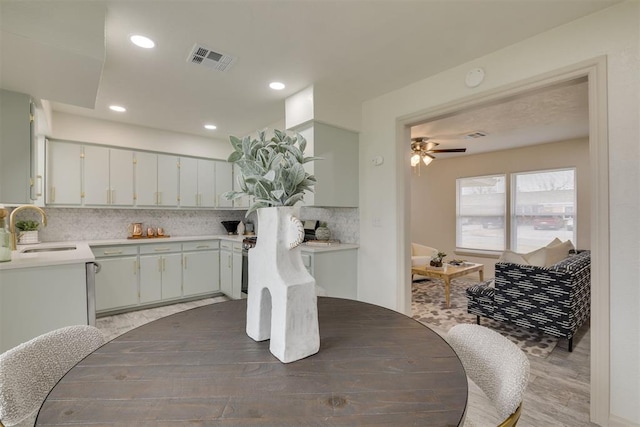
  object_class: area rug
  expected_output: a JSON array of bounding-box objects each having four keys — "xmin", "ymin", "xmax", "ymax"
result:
[{"xmin": 411, "ymin": 278, "xmax": 558, "ymax": 358}]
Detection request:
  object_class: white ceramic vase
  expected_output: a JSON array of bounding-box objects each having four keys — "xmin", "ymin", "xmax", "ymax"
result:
[{"xmin": 245, "ymin": 206, "xmax": 320, "ymax": 363}]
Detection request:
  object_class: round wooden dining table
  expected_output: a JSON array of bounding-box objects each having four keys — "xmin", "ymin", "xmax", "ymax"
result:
[{"xmin": 37, "ymin": 297, "xmax": 468, "ymax": 426}]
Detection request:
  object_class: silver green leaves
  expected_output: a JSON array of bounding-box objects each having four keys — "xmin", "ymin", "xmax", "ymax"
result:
[{"xmin": 223, "ymin": 129, "xmax": 321, "ymax": 216}]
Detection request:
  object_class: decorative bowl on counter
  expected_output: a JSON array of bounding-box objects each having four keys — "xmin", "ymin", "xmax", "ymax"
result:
[{"xmin": 221, "ymin": 221, "xmax": 241, "ymax": 234}]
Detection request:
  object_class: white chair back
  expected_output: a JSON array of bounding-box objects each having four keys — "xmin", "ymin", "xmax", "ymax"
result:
[
  {"xmin": 0, "ymin": 325, "xmax": 105, "ymax": 426},
  {"xmin": 447, "ymin": 324, "xmax": 529, "ymax": 426}
]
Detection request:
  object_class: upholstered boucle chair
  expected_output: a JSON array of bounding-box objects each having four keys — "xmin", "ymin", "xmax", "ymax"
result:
[
  {"xmin": 0, "ymin": 325, "xmax": 105, "ymax": 427},
  {"xmin": 447, "ymin": 324, "xmax": 530, "ymax": 427}
]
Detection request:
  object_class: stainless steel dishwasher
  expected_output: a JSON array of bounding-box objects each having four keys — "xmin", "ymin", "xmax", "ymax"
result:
[{"xmin": 85, "ymin": 261, "xmax": 101, "ymax": 326}]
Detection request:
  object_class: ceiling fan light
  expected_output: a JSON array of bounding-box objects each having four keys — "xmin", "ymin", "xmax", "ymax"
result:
[
  {"xmin": 422, "ymin": 154, "xmax": 434, "ymax": 166},
  {"xmin": 410, "ymin": 153, "xmax": 421, "ymax": 167}
]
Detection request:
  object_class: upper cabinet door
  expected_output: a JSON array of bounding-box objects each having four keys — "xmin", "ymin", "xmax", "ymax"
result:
[
  {"xmin": 0, "ymin": 90, "xmax": 34, "ymax": 205},
  {"xmin": 157, "ymin": 154, "xmax": 179, "ymax": 207},
  {"xmin": 46, "ymin": 140, "xmax": 82, "ymax": 206},
  {"xmin": 304, "ymin": 122, "xmax": 359, "ymax": 207},
  {"xmin": 179, "ymin": 157, "xmax": 198, "ymax": 207},
  {"xmin": 198, "ymin": 159, "xmax": 216, "ymax": 207},
  {"xmin": 83, "ymin": 145, "xmax": 110, "ymax": 206},
  {"xmin": 232, "ymin": 164, "xmax": 250, "ymax": 208},
  {"xmin": 135, "ymin": 151, "xmax": 158, "ymax": 207},
  {"xmin": 109, "ymin": 149, "xmax": 134, "ymax": 206},
  {"xmin": 214, "ymin": 161, "xmax": 233, "ymax": 208}
]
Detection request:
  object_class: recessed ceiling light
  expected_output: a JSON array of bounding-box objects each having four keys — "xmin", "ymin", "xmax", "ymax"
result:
[
  {"xmin": 130, "ymin": 34, "xmax": 155, "ymax": 49},
  {"xmin": 269, "ymin": 82, "xmax": 285, "ymax": 90},
  {"xmin": 204, "ymin": 124, "xmax": 217, "ymax": 130},
  {"xmin": 109, "ymin": 105, "xmax": 126, "ymax": 112}
]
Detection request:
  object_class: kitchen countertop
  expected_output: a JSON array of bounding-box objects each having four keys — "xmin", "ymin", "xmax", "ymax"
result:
[
  {"xmin": 0, "ymin": 235, "xmax": 358, "ymax": 270},
  {"xmin": 0, "ymin": 242, "xmax": 96, "ymax": 271}
]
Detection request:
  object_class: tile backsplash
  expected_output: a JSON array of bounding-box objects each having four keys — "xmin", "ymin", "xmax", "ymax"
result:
[{"xmin": 12, "ymin": 207, "xmax": 359, "ymax": 244}]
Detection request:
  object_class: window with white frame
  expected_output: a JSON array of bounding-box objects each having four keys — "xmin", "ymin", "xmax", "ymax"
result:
[
  {"xmin": 456, "ymin": 169, "xmax": 577, "ymax": 253},
  {"xmin": 512, "ymin": 168, "xmax": 576, "ymax": 253},
  {"xmin": 456, "ymin": 175, "xmax": 506, "ymax": 252}
]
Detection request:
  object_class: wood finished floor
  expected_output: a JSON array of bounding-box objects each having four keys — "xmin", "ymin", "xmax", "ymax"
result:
[{"xmin": 97, "ymin": 296, "xmax": 594, "ymax": 427}]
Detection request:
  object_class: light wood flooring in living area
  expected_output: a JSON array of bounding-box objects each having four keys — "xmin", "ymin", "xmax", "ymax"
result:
[{"xmin": 96, "ymin": 296, "xmax": 595, "ymax": 427}]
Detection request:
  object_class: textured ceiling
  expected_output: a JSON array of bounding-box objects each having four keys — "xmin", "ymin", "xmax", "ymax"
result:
[{"xmin": 410, "ymin": 79, "xmax": 589, "ymax": 157}]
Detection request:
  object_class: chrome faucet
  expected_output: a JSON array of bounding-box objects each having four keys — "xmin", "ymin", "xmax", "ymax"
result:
[{"xmin": 9, "ymin": 205, "xmax": 48, "ymax": 250}]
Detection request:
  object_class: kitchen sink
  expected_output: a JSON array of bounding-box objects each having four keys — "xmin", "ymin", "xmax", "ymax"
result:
[{"xmin": 20, "ymin": 245, "xmax": 77, "ymax": 253}]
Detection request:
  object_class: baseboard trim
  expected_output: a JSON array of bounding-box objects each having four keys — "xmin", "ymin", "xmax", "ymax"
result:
[{"xmin": 609, "ymin": 414, "xmax": 639, "ymax": 427}]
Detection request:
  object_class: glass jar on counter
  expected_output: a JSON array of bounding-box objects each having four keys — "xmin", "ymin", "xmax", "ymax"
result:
[{"xmin": 0, "ymin": 208, "xmax": 11, "ymax": 262}]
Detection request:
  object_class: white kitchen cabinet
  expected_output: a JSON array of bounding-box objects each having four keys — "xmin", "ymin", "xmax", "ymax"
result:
[
  {"xmin": 301, "ymin": 248, "xmax": 358, "ymax": 299},
  {"xmin": 93, "ymin": 246, "xmax": 139, "ymax": 313},
  {"xmin": 232, "ymin": 164, "xmax": 251, "ymax": 209},
  {"xmin": 46, "ymin": 140, "xmax": 83, "ymax": 205},
  {"xmin": 0, "ymin": 89, "xmax": 36, "ymax": 205},
  {"xmin": 232, "ymin": 243, "xmax": 242, "ymax": 299},
  {"xmin": 182, "ymin": 240, "xmax": 220, "ymax": 296},
  {"xmin": 139, "ymin": 243, "xmax": 182, "ymax": 303},
  {"xmin": 219, "ymin": 241, "xmax": 233, "ymax": 297},
  {"xmin": 84, "ymin": 146, "xmax": 134, "ymax": 206},
  {"xmin": 135, "ymin": 152, "xmax": 179, "ymax": 207},
  {"xmin": 214, "ymin": 160, "xmax": 233, "ymax": 208},
  {"xmin": 296, "ymin": 122, "xmax": 359, "ymax": 207},
  {"xmin": 220, "ymin": 240, "xmax": 242, "ymax": 299},
  {"xmin": 180, "ymin": 157, "xmax": 215, "ymax": 207},
  {"xmin": 0, "ymin": 262, "xmax": 88, "ymax": 353}
]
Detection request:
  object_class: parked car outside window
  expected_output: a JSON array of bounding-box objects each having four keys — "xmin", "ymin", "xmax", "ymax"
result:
[{"xmin": 533, "ymin": 216, "xmax": 565, "ymax": 230}]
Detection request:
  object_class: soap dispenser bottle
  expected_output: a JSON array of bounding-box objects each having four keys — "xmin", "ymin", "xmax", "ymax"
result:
[{"xmin": 0, "ymin": 208, "xmax": 11, "ymax": 262}]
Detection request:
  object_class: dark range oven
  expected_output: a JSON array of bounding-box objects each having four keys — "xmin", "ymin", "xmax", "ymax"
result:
[{"xmin": 241, "ymin": 237, "xmax": 257, "ymax": 295}]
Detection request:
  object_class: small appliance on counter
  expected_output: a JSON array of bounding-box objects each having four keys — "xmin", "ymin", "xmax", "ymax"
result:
[
  {"xmin": 221, "ymin": 220, "xmax": 241, "ymax": 235},
  {"xmin": 302, "ymin": 220, "xmax": 320, "ymax": 241},
  {"xmin": 244, "ymin": 221, "xmax": 255, "ymax": 235}
]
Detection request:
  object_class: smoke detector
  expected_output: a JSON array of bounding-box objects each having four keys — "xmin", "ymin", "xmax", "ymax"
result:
[{"xmin": 187, "ymin": 43, "xmax": 236, "ymax": 72}]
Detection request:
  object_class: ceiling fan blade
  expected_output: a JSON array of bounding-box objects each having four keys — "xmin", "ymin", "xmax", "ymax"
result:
[{"xmin": 429, "ymin": 148, "xmax": 467, "ymax": 153}]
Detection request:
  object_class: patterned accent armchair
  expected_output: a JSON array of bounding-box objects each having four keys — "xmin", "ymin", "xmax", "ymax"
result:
[{"xmin": 466, "ymin": 250, "xmax": 590, "ymax": 351}]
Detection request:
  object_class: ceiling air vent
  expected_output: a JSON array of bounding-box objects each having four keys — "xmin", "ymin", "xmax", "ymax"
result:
[
  {"xmin": 187, "ymin": 43, "xmax": 236, "ymax": 72},
  {"xmin": 465, "ymin": 131, "xmax": 488, "ymax": 139}
]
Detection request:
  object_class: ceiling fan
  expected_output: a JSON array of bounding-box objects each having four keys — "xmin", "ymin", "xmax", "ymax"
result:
[{"xmin": 410, "ymin": 137, "xmax": 467, "ymax": 168}]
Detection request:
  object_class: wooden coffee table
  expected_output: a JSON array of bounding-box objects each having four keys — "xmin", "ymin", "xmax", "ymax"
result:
[{"xmin": 412, "ymin": 263, "xmax": 484, "ymax": 308}]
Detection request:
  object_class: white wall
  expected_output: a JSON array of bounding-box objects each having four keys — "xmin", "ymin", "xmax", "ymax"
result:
[
  {"xmin": 50, "ymin": 112, "xmax": 232, "ymax": 160},
  {"xmin": 359, "ymin": 2, "xmax": 639, "ymax": 424},
  {"xmin": 411, "ymin": 138, "xmax": 590, "ymax": 278}
]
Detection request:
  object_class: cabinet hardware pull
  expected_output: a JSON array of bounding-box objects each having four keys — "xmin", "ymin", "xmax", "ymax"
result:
[
  {"xmin": 228, "ymin": 254, "xmax": 231, "ymax": 268},
  {"xmin": 162, "ymin": 257, "xmax": 166, "ymax": 271},
  {"xmin": 111, "ymin": 189, "xmax": 115, "ymax": 204},
  {"xmin": 134, "ymin": 260, "xmax": 137, "ymax": 274},
  {"xmin": 154, "ymin": 247, "xmax": 170, "ymax": 251},
  {"xmin": 184, "ymin": 255, "xmax": 188, "ymax": 269},
  {"xmin": 196, "ymin": 245, "xmax": 209, "ymax": 249},
  {"xmin": 36, "ymin": 175, "xmax": 43, "ymax": 197},
  {"xmin": 158, "ymin": 258, "xmax": 162, "ymax": 271},
  {"xmin": 51, "ymin": 187, "xmax": 56, "ymax": 202},
  {"xmin": 103, "ymin": 250, "xmax": 123, "ymax": 255},
  {"xmin": 158, "ymin": 191, "xmax": 163, "ymax": 205}
]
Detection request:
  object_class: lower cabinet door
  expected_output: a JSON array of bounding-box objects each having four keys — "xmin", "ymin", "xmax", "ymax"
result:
[
  {"xmin": 139, "ymin": 255, "xmax": 162, "ymax": 304},
  {"xmin": 183, "ymin": 250, "xmax": 220, "ymax": 296},
  {"xmin": 95, "ymin": 257, "xmax": 138, "ymax": 311},
  {"xmin": 220, "ymin": 249, "xmax": 233, "ymax": 297},
  {"xmin": 161, "ymin": 253, "xmax": 183, "ymax": 299}
]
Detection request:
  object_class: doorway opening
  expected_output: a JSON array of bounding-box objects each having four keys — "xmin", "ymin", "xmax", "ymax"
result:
[{"xmin": 398, "ymin": 58, "xmax": 609, "ymax": 424}]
